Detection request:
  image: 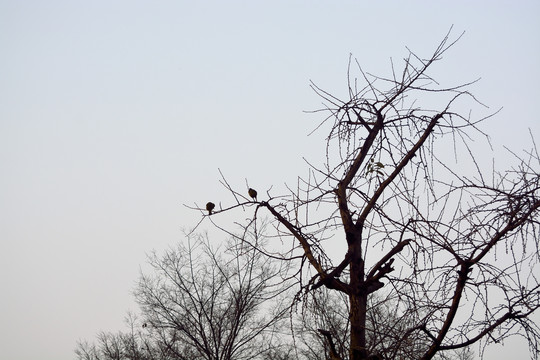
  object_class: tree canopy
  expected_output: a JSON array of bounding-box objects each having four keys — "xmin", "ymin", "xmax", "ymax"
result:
[{"xmin": 200, "ymin": 31, "xmax": 540, "ymax": 360}]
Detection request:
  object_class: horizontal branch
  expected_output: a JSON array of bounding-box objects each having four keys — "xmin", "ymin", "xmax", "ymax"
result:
[{"xmin": 438, "ymin": 309, "xmax": 530, "ymax": 350}]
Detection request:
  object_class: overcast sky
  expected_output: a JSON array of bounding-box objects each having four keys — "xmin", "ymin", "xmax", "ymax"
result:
[{"xmin": 1, "ymin": 1, "xmax": 539, "ymax": 360}]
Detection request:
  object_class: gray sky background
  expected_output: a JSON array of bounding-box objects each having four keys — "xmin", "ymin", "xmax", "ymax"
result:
[{"xmin": 1, "ymin": 1, "xmax": 539, "ymax": 360}]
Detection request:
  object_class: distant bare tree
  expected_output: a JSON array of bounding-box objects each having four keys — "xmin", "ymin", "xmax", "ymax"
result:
[
  {"xmin": 75, "ymin": 312, "xmax": 161, "ymax": 360},
  {"xmin": 200, "ymin": 30, "xmax": 540, "ymax": 360},
  {"xmin": 135, "ymin": 231, "xmax": 295, "ymax": 360},
  {"xmin": 75, "ymin": 232, "xmax": 295, "ymax": 360}
]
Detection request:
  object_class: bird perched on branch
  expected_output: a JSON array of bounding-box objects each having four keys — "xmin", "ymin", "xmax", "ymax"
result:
[
  {"xmin": 248, "ymin": 188, "xmax": 257, "ymax": 201},
  {"xmin": 206, "ymin": 202, "xmax": 215, "ymax": 215}
]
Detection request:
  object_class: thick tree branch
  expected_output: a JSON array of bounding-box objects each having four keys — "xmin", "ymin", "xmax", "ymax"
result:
[
  {"xmin": 261, "ymin": 201, "xmax": 350, "ymax": 294},
  {"xmin": 357, "ymin": 113, "xmax": 442, "ymax": 227},
  {"xmin": 366, "ymin": 239, "xmax": 411, "ymax": 280},
  {"xmin": 421, "ymin": 261, "xmax": 472, "ymax": 360}
]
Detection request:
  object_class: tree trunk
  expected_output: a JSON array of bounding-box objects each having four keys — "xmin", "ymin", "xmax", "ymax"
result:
[
  {"xmin": 349, "ymin": 241, "xmax": 368, "ymax": 360},
  {"xmin": 349, "ymin": 291, "xmax": 368, "ymax": 360}
]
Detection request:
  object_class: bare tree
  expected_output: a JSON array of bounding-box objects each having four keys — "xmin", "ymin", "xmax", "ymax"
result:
[
  {"xmin": 75, "ymin": 312, "xmax": 162, "ymax": 360},
  {"xmin": 199, "ymin": 31, "xmax": 540, "ymax": 360},
  {"xmin": 75, "ymin": 232, "xmax": 295, "ymax": 360}
]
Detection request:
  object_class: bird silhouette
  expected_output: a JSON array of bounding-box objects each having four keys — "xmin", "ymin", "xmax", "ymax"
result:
[
  {"xmin": 206, "ymin": 202, "xmax": 215, "ymax": 215},
  {"xmin": 248, "ymin": 188, "xmax": 257, "ymax": 201}
]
